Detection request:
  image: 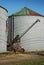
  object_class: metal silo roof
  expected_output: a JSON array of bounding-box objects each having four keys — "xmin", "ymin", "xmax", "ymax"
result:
[
  {"xmin": 0, "ymin": 6, "xmax": 8, "ymax": 12},
  {"xmin": 10, "ymin": 7, "xmax": 43, "ymax": 16}
]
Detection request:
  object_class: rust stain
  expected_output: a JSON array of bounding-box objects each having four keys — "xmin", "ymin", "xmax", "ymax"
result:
[{"xmin": 27, "ymin": 10, "xmax": 42, "ymax": 16}]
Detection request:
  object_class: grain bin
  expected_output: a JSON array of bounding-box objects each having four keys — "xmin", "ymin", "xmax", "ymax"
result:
[
  {"xmin": 14, "ymin": 16, "xmax": 44, "ymax": 51},
  {"xmin": 0, "ymin": 6, "xmax": 8, "ymax": 52},
  {"xmin": 9, "ymin": 7, "xmax": 44, "ymax": 51}
]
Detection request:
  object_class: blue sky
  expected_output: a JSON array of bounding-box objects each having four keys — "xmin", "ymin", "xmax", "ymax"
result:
[{"xmin": 0, "ymin": 0, "xmax": 44, "ymax": 16}]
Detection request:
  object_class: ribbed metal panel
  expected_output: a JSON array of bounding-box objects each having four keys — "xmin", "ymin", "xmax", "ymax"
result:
[
  {"xmin": 0, "ymin": 7, "xmax": 8, "ymax": 52},
  {"xmin": 14, "ymin": 16, "xmax": 44, "ymax": 51},
  {"xmin": 7, "ymin": 16, "xmax": 14, "ymax": 45}
]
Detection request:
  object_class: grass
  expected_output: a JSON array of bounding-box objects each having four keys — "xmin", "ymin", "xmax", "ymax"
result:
[
  {"xmin": 23, "ymin": 51, "xmax": 44, "ymax": 54},
  {"xmin": 0, "ymin": 58, "xmax": 44, "ymax": 65},
  {"xmin": 0, "ymin": 51, "xmax": 44, "ymax": 65},
  {"xmin": 0, "ymin": 51, "xmax": 15, "ymax": 55},
  {"xmin": 0, "ymin": 51, "xmax": 44, "ymax": 55}
]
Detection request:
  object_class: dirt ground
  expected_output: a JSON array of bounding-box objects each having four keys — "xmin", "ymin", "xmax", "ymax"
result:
[{"xmin": 0, "ymin": 54, "xmax": 39, "ymax": 63}]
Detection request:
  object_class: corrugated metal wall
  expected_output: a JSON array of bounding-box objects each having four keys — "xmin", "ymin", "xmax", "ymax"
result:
[
  {"xmin": 0, "ymin": 7, "xmax": 8, "ymax": 52},
  {"xmin": 14, "ymin": 16, "xmax": 44, "ymax": 51},
  {"xmin": 7, "ymin": 16, "xmax": 14, "ymax": 45}
]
